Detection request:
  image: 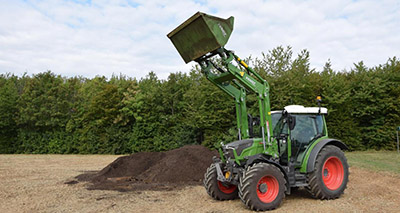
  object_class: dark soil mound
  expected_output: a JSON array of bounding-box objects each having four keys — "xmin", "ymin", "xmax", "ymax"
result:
[{"xmin": 74, "ymin": 145, "xmax": 217, "ymax": 191}]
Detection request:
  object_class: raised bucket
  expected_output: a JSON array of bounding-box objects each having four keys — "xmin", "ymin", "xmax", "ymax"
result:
[{"xmin": 167, "ymin": 12, "xmax": 234, "ymax": 63}]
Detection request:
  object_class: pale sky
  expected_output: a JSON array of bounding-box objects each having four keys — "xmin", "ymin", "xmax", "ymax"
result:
[{"xmin": 0, "ymin": 0, "xmax": 399, "ymax": 79}]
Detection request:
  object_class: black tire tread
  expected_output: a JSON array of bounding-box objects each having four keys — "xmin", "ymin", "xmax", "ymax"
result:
[
  {"xmin": 238, "ymin": 163, "xmax": 286, "ymax": 211},
  {"xmin": 306, "ymin": 145, "xmax": 349, "ymax": 200},
  {"xmin": 203, "ymin": 163, "xmax": 238, "ymax": 200}
]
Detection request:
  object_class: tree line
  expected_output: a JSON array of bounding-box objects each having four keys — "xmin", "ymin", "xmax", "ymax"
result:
[{"xmin": 0, "ymin": 46, "xmax": 399, "ymax": 154}]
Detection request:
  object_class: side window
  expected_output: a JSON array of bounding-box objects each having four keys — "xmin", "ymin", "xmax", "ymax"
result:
[{"xmin": 290, "ymin": 115, "xmax": 315, "ymax": 144}]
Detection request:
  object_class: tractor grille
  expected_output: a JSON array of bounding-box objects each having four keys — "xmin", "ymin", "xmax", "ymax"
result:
[{"xmin": 225, "ymin": 149, "xmax": 235, "ymax": 159}]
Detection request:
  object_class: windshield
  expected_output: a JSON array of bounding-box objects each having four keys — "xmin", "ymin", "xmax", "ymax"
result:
[
  {"xmin": 271, "ymin": 113, "xmax": 282, "ymax": 131},
  {"xmin": 273, "ymin": 114, "xmax": 287, "ymax": 137}
]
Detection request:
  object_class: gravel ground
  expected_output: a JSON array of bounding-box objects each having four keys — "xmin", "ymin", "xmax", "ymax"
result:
[{"xmin": 1, "ymin": 154, "xmax": 399, "ymax": 213}]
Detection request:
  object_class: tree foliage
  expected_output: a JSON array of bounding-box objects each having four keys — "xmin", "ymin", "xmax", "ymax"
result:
[{"xmin": 0, "ymin": 47, "xmax": 399, "ymax": 153}]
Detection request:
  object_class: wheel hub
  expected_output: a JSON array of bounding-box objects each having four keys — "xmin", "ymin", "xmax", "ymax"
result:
[
  {"xmin": 258, "ymin": 183, "xmax": 268, "ymax": 193},
  {"xmin": 324, "ymin": 168, "xmax": 329, "ymax": 177}
]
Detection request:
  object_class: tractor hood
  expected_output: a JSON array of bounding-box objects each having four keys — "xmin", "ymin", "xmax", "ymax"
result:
[{"xmin": 225, "ymin": 139, "xmax": 253, "ymax": 156}]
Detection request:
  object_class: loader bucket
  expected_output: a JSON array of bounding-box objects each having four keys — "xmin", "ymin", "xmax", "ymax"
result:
[{"xmin": 167, "ymin": 12, "xmax": 234, "ymax": 63}]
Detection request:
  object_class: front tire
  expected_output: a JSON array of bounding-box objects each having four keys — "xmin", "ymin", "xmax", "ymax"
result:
[
  {"xmin": 307, "ymin": 145, "xmax": 349, "ymax": 199},
  {"xmin": 203, "ymin": 163, "xmax": 238, "ymax": 200},
  {"xmin": 239, "ymin": 163, "xmax": 286, "ymax": 211}
]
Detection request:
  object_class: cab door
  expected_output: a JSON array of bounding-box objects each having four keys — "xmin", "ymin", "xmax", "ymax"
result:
[{"xmin": 289, "ymin": 114, "xmax": 325, "ymax": 165}]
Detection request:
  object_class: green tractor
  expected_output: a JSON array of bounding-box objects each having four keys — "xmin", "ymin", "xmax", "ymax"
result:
[{"xmin": 168, "ymin": 12, "xmax": 349, "ymax": 211}]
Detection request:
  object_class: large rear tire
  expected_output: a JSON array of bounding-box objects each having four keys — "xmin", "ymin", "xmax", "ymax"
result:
[
  {"xmin": 203, "ymin": 163, "xmax": 238, "ymax": 200},
  {"xmin": 239, "ymin": 163, "xmax": 286, "ymax": 211},
  {"xmin": 307, "ymin": 145, "xmax": 349, "ymax": 199}
]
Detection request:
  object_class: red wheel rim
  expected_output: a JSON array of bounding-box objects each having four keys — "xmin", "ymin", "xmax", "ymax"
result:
[
  {"xmin": 322, "ymin": 156, "xmax": 344, "ymax": 190},
  {"xmin": 256, "ymin": 175, "xmax": 279, "ymax": 203},
  {"xmin": 217, "ymin": 181, "xmax": 237, "ymax": 194}
]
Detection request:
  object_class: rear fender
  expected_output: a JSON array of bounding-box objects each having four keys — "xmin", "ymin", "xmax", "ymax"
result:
[{"xmin": 305, "ymin": 138, "xmax": 348, "ymax": 173}]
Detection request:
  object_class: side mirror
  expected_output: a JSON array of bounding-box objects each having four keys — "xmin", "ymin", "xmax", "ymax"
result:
[{"xmin": 288, "ymin": 115, "xmax": 296, "ymax": 130}]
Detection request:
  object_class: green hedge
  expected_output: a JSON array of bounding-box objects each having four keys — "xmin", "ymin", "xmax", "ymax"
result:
[{"xmin": 0, "ymin": 46, "xmax": 399, "ymax": 153}]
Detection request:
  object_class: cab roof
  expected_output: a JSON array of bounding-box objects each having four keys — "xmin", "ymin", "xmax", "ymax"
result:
[{"xmin": 284, "ymin": 105, "xmax": 328, "ymax": 114}]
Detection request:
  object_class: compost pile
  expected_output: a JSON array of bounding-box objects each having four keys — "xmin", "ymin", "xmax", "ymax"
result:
[{"xmin": 74, "ymin": 145, "xmax": 217, "ymax": 191}]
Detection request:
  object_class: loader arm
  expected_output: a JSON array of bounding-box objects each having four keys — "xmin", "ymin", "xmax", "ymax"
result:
[
  {"xmin": 196, "ymin": 48, "xmax": 276, "ymax": 154},
  {"xmin": 201, "ymin": 67, "xmax": 249, "ymax": 140}
]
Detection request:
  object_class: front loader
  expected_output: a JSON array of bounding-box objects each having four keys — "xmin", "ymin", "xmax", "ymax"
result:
[{"xmin": 167, "ymin": 12, "xmax": 349, "ymax": 211}]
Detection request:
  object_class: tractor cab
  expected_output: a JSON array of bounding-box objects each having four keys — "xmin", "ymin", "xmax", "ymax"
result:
[{"xmin": 273, "ymin": 105, "xmax": 328, "ymax": 166}]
